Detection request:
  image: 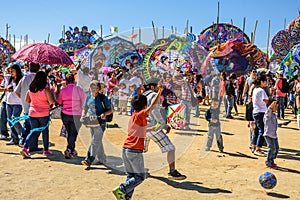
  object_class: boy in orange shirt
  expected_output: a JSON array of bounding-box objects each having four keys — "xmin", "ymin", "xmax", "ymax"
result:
[{"xmin": 112, "ymin": 82, "xmax": 163, "ymax": 200}]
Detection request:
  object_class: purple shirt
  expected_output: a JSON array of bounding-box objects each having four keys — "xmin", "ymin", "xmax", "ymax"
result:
[{"xmin": 58, "ymin": 84, "xmax": 86, "ymax": 116}]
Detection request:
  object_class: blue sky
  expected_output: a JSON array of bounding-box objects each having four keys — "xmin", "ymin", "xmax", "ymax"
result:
[{"xmin": 0, "ymin": 0, "xmax": 299, "ymax": 50}]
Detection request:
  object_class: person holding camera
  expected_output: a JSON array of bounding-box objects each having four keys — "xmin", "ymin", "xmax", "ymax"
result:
[{"xmin": 81, "ymin": 80, "xmax": 112, "ymax": 167}]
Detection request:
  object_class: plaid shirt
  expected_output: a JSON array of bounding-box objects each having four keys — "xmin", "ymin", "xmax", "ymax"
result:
[{"xmin": 181, "ymin": 80, "xmax": 195, "ymax": 102}]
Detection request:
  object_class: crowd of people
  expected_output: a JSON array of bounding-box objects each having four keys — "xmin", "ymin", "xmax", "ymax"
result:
[{"xmin": 0, "ymin": 58, "xmax": 299, "ymax": 199}]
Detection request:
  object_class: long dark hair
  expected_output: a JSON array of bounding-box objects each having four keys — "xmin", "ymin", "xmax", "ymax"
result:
[
  {"xmin": 29, "ymin": 71, "xmax": 48, "ymax": 93},
  {"xmin": 253, "ymin": 74, "xmax": 267, "ymax": 87},
  {"xmin": 8, "ymin": 64, "xmax": 23, "ymax": 85}
]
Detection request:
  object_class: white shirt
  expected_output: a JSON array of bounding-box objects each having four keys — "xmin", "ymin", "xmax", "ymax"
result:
[
  {"xmin": 14, "ymin": 73, "xmax": 36, "ymax": 113},
  {"xmin": 98, "ymin": 73, "xmax": 108, "ymax": 84},
  {"xmin": 129, "ymin": 76, "xmax": 142, "ymax": 87},
  {"xmin": 118, "ymin": 88, "xmax": 129, "ymax": 101},
  {"xmin": 0, "ymin": 75, "xmax": 10, "ymax": 102},
  {"xmin": 252, "ymin": 87, "xmax": 268, "ymax": 113},
  {"xmin": 6, "ymin": 81, "xmax": 22, "ymax": 105},
  {"xmin": 77, "ymin": 70, "xmax": 92, "ymax": 93}
]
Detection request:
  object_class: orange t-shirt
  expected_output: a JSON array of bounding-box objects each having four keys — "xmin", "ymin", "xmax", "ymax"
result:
[{"xmin": 123, "ymin": 109, "xmax": 148, "ymax": 150}]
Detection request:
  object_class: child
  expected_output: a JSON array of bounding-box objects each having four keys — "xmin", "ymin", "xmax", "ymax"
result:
[
  {"xmin": 205, "ymin": 98, "xmax": 223, "ymax": 152},
  {"xmin": 129, "ymin": 84, "xmax": 138, "ymax": 116},
  {"xmin": 112, "ymin": 83, "xmax": 163, "ymax": 200},
  {"xmin": 111, "ymin": 87, "xmax": 119, "ymax": 111},
  {"xmin": 118, "ymin": 83, "xmax": 129, "ymax": 115},
  {"xmin": 263, "ymin": 100, "xmax": 279, "ymax": 169}
]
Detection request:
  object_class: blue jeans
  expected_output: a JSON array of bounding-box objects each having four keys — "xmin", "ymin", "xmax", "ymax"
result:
[
  {"xmin": 6, "ymin": 104, "xmax": 23, "ymax": 144},
  {"xmin": 277, "ymin": 96, "xmax": 285, "ymax": 119},
  {"xmin": 0, "ymin": 102, "xmax": 8, "ymax": 136},
  {"xmin": 19, "ymin": 113, "xmax": 40, "ymax": 150},
  {"xmin": 85, "ymin": 125, "xmax": 106, "ymax": 164},
  {"xmin": 120, "ymin": 148, "xmax": 145, "ymax": 200},
  {"xmin": 264, "ymin": 136, "xmax": 279, "ymax": 165},
  {"xmin": 194, "ymin": 105, "xmax": 200, "ymax": 116},
  {"xmin": 24, "ymin": 116, "xmax": 50, "ymax": 150},
  {"xmin": 252, "ymin": 113, "xmax": 265, "ymax": 148},
  {"xmin": 206, "ymin": 125, "xmax": 223, "ymax": 150},
  {"xmin": 61, "ymin": 113, "xmax": 82, "ymax": 152},
  {"xmin": 225, "ymin": 95, "xmax": 234, "ymax": 117},
  {"xmin": 181, "ymin": 100, "xmax": 192, "ymax": 125}
]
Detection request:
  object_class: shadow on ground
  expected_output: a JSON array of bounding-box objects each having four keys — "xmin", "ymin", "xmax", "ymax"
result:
[{"xmin": 149, "ymin": 175, "xmax": 232, "ymax": 194}]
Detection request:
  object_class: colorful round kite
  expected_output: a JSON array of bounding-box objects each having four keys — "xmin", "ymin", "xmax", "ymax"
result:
[{"xmin": 198, "ymin": 23, "xmax": 251, "ymax": 49}]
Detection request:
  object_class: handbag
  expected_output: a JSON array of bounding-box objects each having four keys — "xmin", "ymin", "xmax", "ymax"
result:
[
  {"xmin": 187, "ymin": 82, "xmax": 198, "ymax": 107},
  {"xmin": 50, "ymin": 106, "xmax": 62, "ymax": 119}
]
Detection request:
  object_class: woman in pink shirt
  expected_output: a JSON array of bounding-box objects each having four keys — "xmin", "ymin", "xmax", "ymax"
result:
[
  {"xmin": 20, "ymin": 71, "xmax": 55, "ymax": 158},
  {"xmin": 107, "ymin": 72, "xmax": 118, "ymax": 97},
  {"xmin": 58, "ymin": 73, "xmax": 86, "ymax": 159}
]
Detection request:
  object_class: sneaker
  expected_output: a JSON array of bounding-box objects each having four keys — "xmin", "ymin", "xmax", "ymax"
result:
[
  {"xmin": 43, "ymin": 150, "xmax": 53, "ymax": 155},
  {"xmin": 112, "ymin": 186, "xmax": 125, "ymax": 200},
  {"xmin": 266, "ymin": 163, "xmax": 278, "ymax": 169},
  {"xmin": 6, "ymin": 140, "xmax": 18, "ymax": 145},
  {"xmin": 0, "ymin": 134, "xmax": 9, "ymax": 140},
  {"xmin": 81, "ymin": 160, "xmax": 91, "ymax": 167},
  {"xmin": 254, "ymin": 150, "xmax": 265, "ymax": 157},
  {"xmin": 219, "ymin": 148, "xmax": 224, "ymax": 153},
  {"xmin": 20, "ymin": 148, "xmax": 31, "ymax": 159},
  {"xmin": 64, "ymin": 149, "xmax": 72, "ymax": 159},
  {"xmin": 168, "ymin": 169, "xmax": 187, "ymax": 180}
]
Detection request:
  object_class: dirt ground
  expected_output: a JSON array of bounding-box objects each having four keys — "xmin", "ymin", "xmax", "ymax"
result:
[{"xmin": 0, "ymin": 105, "xmax": 299, "ymax": 200}]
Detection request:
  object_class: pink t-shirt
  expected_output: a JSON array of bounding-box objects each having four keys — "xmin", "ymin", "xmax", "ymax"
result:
[
  {"xmin": 107, "ymin": 78, "xmax": 118, "ymax": 93},
  {"xmin": 29, "ymin": 89, "xmax": 50, "ymax": 117},
  {"xmin": 58, "ymin": 84, "xmax": 86, "ymax": 116}
]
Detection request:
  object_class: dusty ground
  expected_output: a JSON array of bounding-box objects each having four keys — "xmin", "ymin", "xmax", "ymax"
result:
[{"xmin": 0, "ymin": 105, "xmax": 299, "ymax": 200}]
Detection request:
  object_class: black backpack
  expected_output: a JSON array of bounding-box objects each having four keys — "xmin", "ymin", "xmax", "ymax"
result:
[
  {"xmin": 279, "ymin": 78, "xmax": 289, "ymax": 93},
  {"xmin": 100, "ymin": 94, "xmax": 113, "ymax": 122}
]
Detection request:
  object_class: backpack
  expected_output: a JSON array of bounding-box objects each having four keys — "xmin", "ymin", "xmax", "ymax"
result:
[
  {"xmin": 279, "ymin": 78, "xmax": 289, "ymax": 93},
  {"xmin": 100, "ymin": 94, "xmax": 113, "ymax": 122}
]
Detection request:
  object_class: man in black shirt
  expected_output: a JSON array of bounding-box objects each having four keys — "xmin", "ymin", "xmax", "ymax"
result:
[{"xmin": 225, "ymin": 73, "xmax": 236, "ymax": 119}]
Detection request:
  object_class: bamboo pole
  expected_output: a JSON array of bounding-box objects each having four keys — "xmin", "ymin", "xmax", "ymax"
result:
[
  {"xmin": 20, "ymin": 35, "xmax": 22, "ymax": 49},
  {"xmin": 252, "ymin": 20, "xmax": 258, "ymax": 44},
  {"xmin": 156, "ymin": 27, "xmax": 158, "ymax": 39},
  {"xmin": 216, "ymin": 1, "xmax": 220, "ymax": 38},
  {"xmin": 175, "ymin": 27, "xmax": 177, "ymax": 34},
  {"xmin": 266, "ymin": 20, "xmax": 271, "ymax": 57},
  {"xmin": 131, "ymin": 27, "xmax": 134, "ymax": 43},
  {"xmin": 9, "ymin": 34, "xmax": 11, "ymax": 43},
  {"xmin": 63, "ymin": 25, "xmax": 65, "ymax": 39},
  {"xmin": 185, "ymin": 20, "xmax": 189, "ymax": 34},
  {"xmin": 152, "ymin": 21, "xmax": 157, "ymax": 41},
  {"xmin": 47, "ymin": 33, "xmax": 50, "ymax": 44},
  {"xmin": 6, "ymin": 24, "xmax": 10, "ymax": 40},
  {"xmin": 284, "ymin": 18, "xmax": 286, "ymax": 29},
  {"xmin": 139, "ymin": 27, "xmax": 141, "ymax": 44},
  {"xmin": 162, "ymin": 26, "xmax": 165, "ymax": 38},
  {"xmin": 171, "ymin": 26, "xmax": 174, "ymax": 34},
  {"xmin": 100, "ymin": 25, "xmax": 103, "ymax": 38},
  {"xmin": 242, "ymin": 17, "xmax": 246, "ymax": 40}
]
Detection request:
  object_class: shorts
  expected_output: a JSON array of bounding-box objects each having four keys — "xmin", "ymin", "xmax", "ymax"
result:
[
  {"xmin": 144, "ymin": 129, "xmax": 175, "ymax": 153},
  {"xmin": 118, "ymin": 100, "xmax": 128, "ymax": 108}
]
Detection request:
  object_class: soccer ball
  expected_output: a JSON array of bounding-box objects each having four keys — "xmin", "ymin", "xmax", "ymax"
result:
[{"xmin": 259, "ymin": 172, "xmax": 277, "ymax": 189}]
